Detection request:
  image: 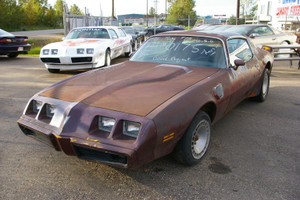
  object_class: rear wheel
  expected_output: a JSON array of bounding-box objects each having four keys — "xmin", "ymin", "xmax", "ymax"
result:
[
  {"xmin": 252, "ymin": 68, "xmax": 270, "ymax": 102},
  {"xmin": 146, "ymin": 31, "xmax": 154, "ymax": 37},
  {"xmin": 48, "ymin": 69, "xmax": 60, "ymax": 73},
  {"xmin": 173, "ymin": 111, "xmax": 211, "ymax": 165},
  {"xmin": 7, "ymin": 53, "xmax": 19, "ymax": 58}
]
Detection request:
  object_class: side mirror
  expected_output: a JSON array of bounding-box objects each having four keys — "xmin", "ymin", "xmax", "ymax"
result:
[
  {"xmin": 249, "ymin": 33, "xmax": 259, "ymax": 38},
  {"xmin": 231, "ymin": 59, "xmax": 245, "ymax": 70}
]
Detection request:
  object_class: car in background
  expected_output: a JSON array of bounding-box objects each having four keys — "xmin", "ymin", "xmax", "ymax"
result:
[
  {"xmin": 0, "ymin": 29, "xmax": 31, "ymax": 58},
  {"xmin": 39, "ymin": 26, "xmax": 132, "ymax": 73},
  {"xmin": 133, "ymin": 26, "xmax": 146, "ymax": 43},
  {"xmin": 223, "ymin": 24, "xmax": 297, "ymax": 46},
  {"xmin": 144, "ymin": 24, "xmax": 185, "ymax": 36},
  {"xmin": 121, "ymin": 26, "xmax": 144, "ymax": 51},
  {"xmin": 18, "ymin": 30, "xmax": 273, "ymax": 169}
]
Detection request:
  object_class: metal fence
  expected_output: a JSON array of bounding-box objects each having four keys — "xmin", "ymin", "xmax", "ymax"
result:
[{"xmin": 63, "ymin": 14, "xmax": 104, "ymax": 35}]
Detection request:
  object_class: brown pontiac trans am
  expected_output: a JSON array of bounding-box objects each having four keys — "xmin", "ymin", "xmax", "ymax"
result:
[{"xmin": 17, "ymin": 30, "xmax": 274, "ymax": 169}]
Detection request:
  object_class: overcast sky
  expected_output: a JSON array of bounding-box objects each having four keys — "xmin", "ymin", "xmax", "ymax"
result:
[{"xmin": 48, "ymin": 0, "xmax": 237, "ymax": 17}]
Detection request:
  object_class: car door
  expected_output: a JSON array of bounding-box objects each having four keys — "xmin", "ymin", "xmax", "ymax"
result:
[
  {"xmin": 226, "ymin": 38, "xmax": 260, "ymax": 110},
  {"xmin": 108, "ymin": 29, "xmax": 123, "ymax": 59},
  {"xmin": 249, "ymin": 26, "xmax": 278, "ymax": 45}
]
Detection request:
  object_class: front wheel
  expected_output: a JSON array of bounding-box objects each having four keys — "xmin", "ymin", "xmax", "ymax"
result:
[
  {"xmin": 105, "ymin": 49, "xmax": 111, "ymax": 66},
  {"xmin": 173, "ymin": 111, "xmax": 211, "ymax": 166},
  {"xmin": 252, "ymin": 68, "xmax": 270, "ymax": 102},
  {"xmin": 125, "ymin": 45, "xmax": 132, "ymax": 58}
]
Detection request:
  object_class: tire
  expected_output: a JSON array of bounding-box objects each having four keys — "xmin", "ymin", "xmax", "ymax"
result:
[
  {"xmin": 133, "ymin": 40, "xmax": 138, "ymax": 51},
  {"xmin": 105, "ymin": 49, "xmax": 111, "ymax": 66},
  {"xmin": 48, "ymin": 69, "xmax": 60, "ymax": 73},
  {"xmin": 277, "ymin": 41, "xmax": 290, "ymax": 58},
  {"xmin": 7, "ymin": 53, "xmax": 19, "ymax": 58},
  {"xmin": 173, "ymin": 111, "xmax": 211, "ymax": 166},
  {"xmin": 252, "ymin": 68, "xmax": 270, "ymax": 102},
  {"xmin": 125, "ymin": 45, "xmax": 132, "ymax": 58},
  {"xmin": 146, "ymin": 31, "xmax": 153, "ymax": 37}
]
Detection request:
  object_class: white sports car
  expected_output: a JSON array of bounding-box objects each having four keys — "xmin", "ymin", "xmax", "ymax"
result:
[{"xmin": 40, "ymin": 26, "xmax": 132, "ymax": 73}]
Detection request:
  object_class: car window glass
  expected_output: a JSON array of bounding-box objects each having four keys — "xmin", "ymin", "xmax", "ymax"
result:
[
  {"xmin": 251, "ymin": 26, "xmax": 274, "ymax": 36},
  {"xmin": 122, "ymin": 27, "xmax": 134, "ymax": 34},
  {"xmin": 0, "ymin": 29, "xmax": 14, "ymax": 37},
  {"xmin": 118, "ymin": 28, "xmax": 127, "ymax": 37},
  {"xmin": 65, "ymin": 28, "xmax": 110, "ymax": 39},
  {"xmin": 108, "ymin": 29, "xmax": 118, "ymax": 39},
  {"xmin": 131, "ymin": 36, "xmax": 227, "ymax": 69},
  {"xmin": 228, "ymin": 38, "xmax": 253, "ymax": 65}
]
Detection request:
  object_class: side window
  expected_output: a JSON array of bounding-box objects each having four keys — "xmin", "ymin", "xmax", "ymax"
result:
[
  {"xmin": 118, "ymin": 28, "xmax": 127, "ymax": 37},
  {"xmin": 252, "ymin": 26, "xmax": 274, "ymax": 36},
  {"xmin": 108, "ymin": 29, "xmax": 118, "ymax": 39},
  {"xmin": 228, "ymin": 38, "xmax": 253, "ymax": 66}
]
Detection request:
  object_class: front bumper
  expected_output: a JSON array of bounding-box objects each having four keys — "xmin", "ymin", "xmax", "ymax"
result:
[{"xmin": 17, "ymin": 101, "xmax": 157, "ymax": 169}]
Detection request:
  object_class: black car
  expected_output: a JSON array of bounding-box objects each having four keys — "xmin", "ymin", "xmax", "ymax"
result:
[
  {"xmin": 122, "ymin": 26, "xmax": 145, "ymax": 51},
  {"xmin": 144, "ymin": 24, "xmax": 185, "ymax": 36},
  {"xmin": 0, "ymin": 29, "xmax": 31, "ymax": 58}
]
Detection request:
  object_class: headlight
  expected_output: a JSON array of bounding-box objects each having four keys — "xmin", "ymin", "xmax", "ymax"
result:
[
  {"xmin": 77, "ymin": 48, "xmax": 84, "ymax": 54},
  {"xmin": 32, "ymin": 100, "xmax": 43, "ymax": 114},
  {"xmin": 51, "ymin": 49, "xmax": 58, "ymax": 55},
  {"xmin": 98, "ymin": 116, "xmax": 116, "ymax": 132},
  {"xmin": 45, "ymin": 103, "xmax": 56, "ymax": 118},
  {"xmin": 123, "ymin": 121, "xmax": 141, "ymax": 138},
  {"xmin": 42, "ymin": 49, "xmax": 49, "ymax": 55},
  {"xmin": 86, "ymin": 48, "xmax": 94, "ymax": 54}
]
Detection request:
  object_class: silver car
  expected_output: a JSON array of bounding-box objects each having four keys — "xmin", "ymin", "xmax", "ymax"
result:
[{"xmin": 223, "ymin": 24, "xmax": 297, "ymax": 46}]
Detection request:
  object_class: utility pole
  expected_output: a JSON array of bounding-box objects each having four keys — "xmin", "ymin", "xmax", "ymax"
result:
[
  {"xmin": 165, "ymin": 0, "xmax": 167, "ymax": 19},
  {"xmin": 236, "ymin": 0, "xmax": 240, "ymax": 25},
  {"xmin": 112, "ymin": 0, "xmax": 115, "ymax": 19},
  {"xmin": 146, "ymin": 0, "xmax": 148, "ymax": 27}
]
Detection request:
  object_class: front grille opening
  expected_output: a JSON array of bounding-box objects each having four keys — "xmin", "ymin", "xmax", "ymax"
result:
[
  {"xmin": 19, "ymin": 125, "xmax": 54, "ymax": 148},
  {"xmin": 41, "ymin": 58, "xmax": 61, "ymax": 63},
  {"xmin": 71, "ymin": 57, "xmax": 92, "ymax": 63},
  {"xmin": 73, "ymin": 145, "xmax": 127, "ymax": 166}
]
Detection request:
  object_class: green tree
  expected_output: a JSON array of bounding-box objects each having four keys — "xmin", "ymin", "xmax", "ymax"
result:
[
  {"xmin": 241, "ymin": 0, "xmax": 257, "ymax": 18},
  {"xmin": 70, "ymin": 4, "xmax": 83, "ymax": 15},
  {"xmin": 0, "ymin": 0, "xmax": 25, "ymax": 30},
  {"xmin": 166, "ymin": 0, "xmax": 197, "ymax": 26},
  {"xmin": 54, "ymin": 0, "xmax": 64, "ymax": 26},
  {"xmin": 149, "ymin": 7, "xmax": 155, "ymax": 17}
]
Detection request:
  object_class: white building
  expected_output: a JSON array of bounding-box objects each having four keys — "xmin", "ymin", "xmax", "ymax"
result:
[{"xmin": 258, "ymin": 0, "xmax": 300, "ymax": 30}]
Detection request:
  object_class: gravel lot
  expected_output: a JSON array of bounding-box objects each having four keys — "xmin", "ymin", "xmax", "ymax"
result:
[{"xmin": 0, "ymin": 54, "xmax": 299, "ymax": 200}]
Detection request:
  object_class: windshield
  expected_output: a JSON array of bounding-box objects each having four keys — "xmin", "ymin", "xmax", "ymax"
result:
[
  {"xmin": 131, "ymin": 36, "xmax": 227, "ymax": 68},
  {"xmin": 65, "ymin": 28, "xmax": 110, "ymax": 39}
]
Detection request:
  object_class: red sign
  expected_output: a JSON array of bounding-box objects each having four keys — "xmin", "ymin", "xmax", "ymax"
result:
[
  {"xmin": 276, "ymin": 6, "xmax": 289, "ymax": 15},
  {"xmin": 290, "ymin": 5, "xmax": 300, "ymax": 15}
]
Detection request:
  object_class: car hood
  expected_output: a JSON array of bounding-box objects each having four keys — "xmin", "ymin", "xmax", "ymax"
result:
[
  {"xmin": 44, "ymin": 39, "xmax": 109, "ymax": 48},
  {"xmin": 40, "ymin": 61, "xmax": 219, "ymax": 116}
]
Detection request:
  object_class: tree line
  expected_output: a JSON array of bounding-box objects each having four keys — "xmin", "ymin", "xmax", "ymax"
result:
[
  {"xmin": 0, "ymin": 0, "xmax": 257, "ymax": 31},
  {"xmin": 0, "ymin": 0, "xmax": 83, "ymax": 31}
]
